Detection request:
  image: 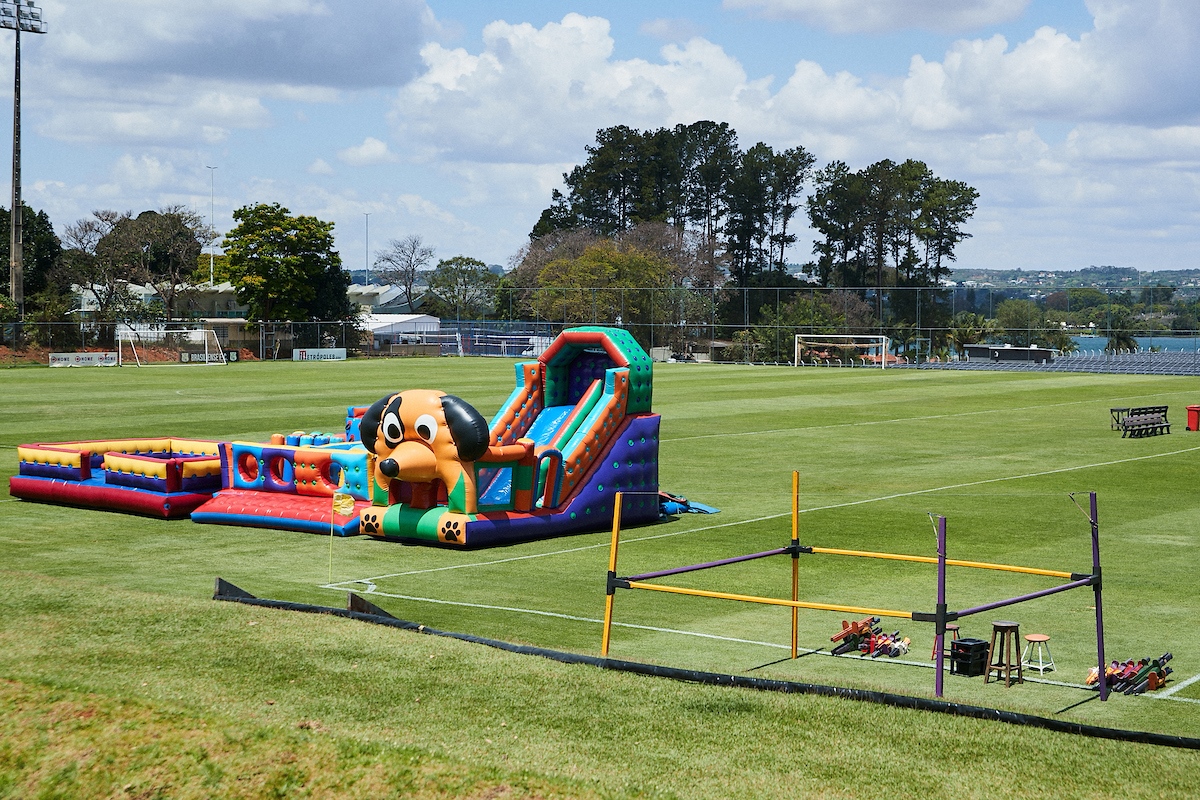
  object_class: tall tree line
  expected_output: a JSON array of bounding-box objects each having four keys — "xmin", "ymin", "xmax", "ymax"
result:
[
  {"xmin": 532, "ymin": 122, "xmax": 977, "ymax": 293},
  {"xmin": 806, "ymin": 158, "xmax": 978, "ymax": 292},
  {"xmin": 532, "ymin": 121, "xmax": 815, "ymax": 287}
]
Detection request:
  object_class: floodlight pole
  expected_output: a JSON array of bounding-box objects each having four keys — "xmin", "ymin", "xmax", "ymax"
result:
[
  {"xmin": 6, "ymin": 0, "xmax": 47, "ymax": 320},
  {"xmin": 364, "ymin": 212, "xmax": 370, "ymax": 284},
  {"xmin": 206, "ymin": 165, "xmax": 217, "ymax": 285}
]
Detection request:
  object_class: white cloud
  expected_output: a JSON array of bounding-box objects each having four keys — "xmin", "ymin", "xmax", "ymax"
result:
[
  {"xmin": 639, "ymin": 17, "xmax": 704, "ymax": 42},
  {"xmin": 721, "ymin": 0, "xmax": 1029, "ymax": 34},
  {"xmin": 386, "ymin": 5, "xmax": 1200, "ymax": 270},
  {"xmin": 39, "ymin": 0, "xmax": 434, "ymax": 89},
  {"xmin": 307, "ymin": 158, "xmax": 335, "ymax": 175},
  {"xmin": 337, "ymin": 137, "xmax": 400, "ymax": 167},
  {"xmin": 21, "ymin": 1, "xmax": 434, "ymax": 150}
]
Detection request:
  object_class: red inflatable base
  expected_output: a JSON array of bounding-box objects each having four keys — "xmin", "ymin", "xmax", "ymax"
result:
[
  {"xmin": 8, "ymin": 476, "xmax": 210, "ymax": 520},
  {"xmin": 191, "ymin": 489, "xmax": 369, "ymax": 536}
]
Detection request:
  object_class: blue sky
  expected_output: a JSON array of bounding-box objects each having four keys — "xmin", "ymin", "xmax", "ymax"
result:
[{"xmin": 6, "ymin": 1, "xmax": 1199, "ymax": 276}]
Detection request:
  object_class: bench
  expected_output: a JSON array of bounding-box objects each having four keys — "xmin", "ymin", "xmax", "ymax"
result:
[{"xmin": 1119, "ymin": 405, "xmax": 1170, "ymax": 438}]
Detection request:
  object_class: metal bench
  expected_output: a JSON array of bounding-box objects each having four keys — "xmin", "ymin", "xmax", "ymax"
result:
[{"xmin": 1119, "ymin": 405, "xmax": 1170, "ymax": 438}]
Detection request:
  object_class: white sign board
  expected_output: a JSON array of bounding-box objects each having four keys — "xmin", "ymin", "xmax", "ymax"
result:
[
  {"xmin": 49, "ymin": 352, "xmax": 119, "ymax": 367},
  {"xmin": 293, "ymin": 347, "xmax": 347, "ymax": 362}
]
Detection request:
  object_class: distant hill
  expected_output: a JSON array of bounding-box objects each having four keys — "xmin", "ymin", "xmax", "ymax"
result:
[{"xmin": 949, "ymin": 266, "xmax": 1200, "ymax": 288}]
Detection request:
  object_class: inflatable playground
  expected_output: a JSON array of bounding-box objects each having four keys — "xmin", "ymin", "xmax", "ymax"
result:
[{"xmin": 9, "ymin": 326, "xmax": 691, "ymax": 547}]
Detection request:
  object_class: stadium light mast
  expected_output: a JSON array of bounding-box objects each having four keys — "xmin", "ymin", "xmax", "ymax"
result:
[
  {"xmin": 364, "ymin": 212, "xmax": 370, "ymax": 284},
  {"xmin": 3, "ymin": 0, "xmax": 47, "ymax": 319},
  {"xmin": 206, "ymin": 165, "xmax": 217, "ymax": 285}
]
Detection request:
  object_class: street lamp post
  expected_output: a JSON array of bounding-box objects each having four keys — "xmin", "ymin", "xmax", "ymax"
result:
[
  {"xmin": 3, "ymin": 0, "xmax": 47, "ymax": 319},
  {"xmin": 205, "ymin": 165, "xmax": 217, "ymax": 285}
]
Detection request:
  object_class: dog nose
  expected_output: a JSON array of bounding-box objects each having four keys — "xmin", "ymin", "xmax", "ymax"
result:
[{"xmin": 379, "ymin": 458, "xmax": 399, "ymax": 478}]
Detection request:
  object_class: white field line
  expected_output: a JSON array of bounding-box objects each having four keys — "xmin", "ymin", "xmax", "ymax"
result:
[
  {"xmin": 663, "ymin": 391, "xmax": 1191, "ymax": 444},
  {"xmin": 330, "ymin": 444, "xmax": 1200, "ymax": 587},
  {"xmin": 1155, "ymin": 669, "xmax": 1200, "ymax": 698},
  {"xmin": 326, "ymin": 511, "xmax": 793, "ymax": 586}
]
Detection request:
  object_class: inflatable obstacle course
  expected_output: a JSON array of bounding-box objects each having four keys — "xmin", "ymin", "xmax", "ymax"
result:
[
  {"xmin": 8, "ymin": 327, "xmax": 664, "ymax": 547},
  {"xmin": 10, "ymin": 438, "xmax": 223, "ymax": 518}
]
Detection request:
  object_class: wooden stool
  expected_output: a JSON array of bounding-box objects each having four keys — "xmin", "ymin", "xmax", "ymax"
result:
[
  {"xmin": 931, "ymin": 623, "xmax": 961, "ymax": 659},
  {"xmin": 1021, "ymin": 633, "xmax": 1055, "ymax": 674},
  {"xmin": 985, "ymin": 620, "xmax": 1024, "ymax": 687}
]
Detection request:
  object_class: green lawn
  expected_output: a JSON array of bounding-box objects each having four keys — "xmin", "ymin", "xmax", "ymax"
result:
[{"xmin": 2, "ymin": 359, "xmax": 1199, "ymax": 798}]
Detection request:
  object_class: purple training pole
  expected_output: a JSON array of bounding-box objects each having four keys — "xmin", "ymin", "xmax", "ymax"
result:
[
  {"xmin": 624, "ymin": 548, "xmax": 790, "ymax": 582},
  {"xmin": 1091, "ymin": 492, "xmax": 1108, "ymax": 701},
  {"xmin": 955, "ymin": 577, "xmax": 1093, "ymax": 618},
  {"xmin": 935, "ymin": 515, "xmax": 947, "ymax": 699}
]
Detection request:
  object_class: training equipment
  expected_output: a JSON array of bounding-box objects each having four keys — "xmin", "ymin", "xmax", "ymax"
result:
[
  {"xmin": 794, "ymin": 334, "xmax": 890, "ymax": 368},
  {"xmin": 602, "ymin": 475, "xmax": 1110, "ymax": 701}
]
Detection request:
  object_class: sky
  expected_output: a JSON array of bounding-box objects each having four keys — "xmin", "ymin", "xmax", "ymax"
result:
[{"xmin": 5, "ymin": 0, "xmax": 1199, "ymax": 276}]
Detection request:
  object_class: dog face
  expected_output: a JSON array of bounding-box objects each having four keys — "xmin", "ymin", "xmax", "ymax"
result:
[{"xmin": 359, "ymin": 390, "xmax": 490, "ymax": 493}]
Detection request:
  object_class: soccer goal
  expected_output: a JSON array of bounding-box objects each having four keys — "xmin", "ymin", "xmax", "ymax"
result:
[
  {"xmin": 117, "ymin": 327, "xmax": 227, "ymax": 367},
  {"xmin": 794, "ymin": 334, "xmax": 891, "ymax": 368}
]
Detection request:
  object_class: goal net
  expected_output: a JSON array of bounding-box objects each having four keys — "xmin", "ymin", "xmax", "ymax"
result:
[
  {"xmin": 794, "ymin": 334, "xmax": 891, "ymax": 368},
  {"xmin": 117, "ymin": 327, "xmax": 227, "ymax": 367}
]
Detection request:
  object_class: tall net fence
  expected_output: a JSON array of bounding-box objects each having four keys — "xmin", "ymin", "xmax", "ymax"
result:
[{"xmin": 4, "ymin": 285, "xmax": 1199, "ymax": 372}]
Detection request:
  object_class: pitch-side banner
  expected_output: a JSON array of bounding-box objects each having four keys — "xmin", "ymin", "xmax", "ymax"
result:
[
  {"xmin": 292, "ymin": 347, "xmax": 347, "ymax": 362},
  {"xmin": 49, "ymin": 352, "xmax": 118, "ymax": 367}
]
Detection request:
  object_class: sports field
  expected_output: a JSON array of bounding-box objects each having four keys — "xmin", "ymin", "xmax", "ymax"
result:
[{"xmin": 2, "ymin": 358, "xmax": 1200, "ymax": 798}]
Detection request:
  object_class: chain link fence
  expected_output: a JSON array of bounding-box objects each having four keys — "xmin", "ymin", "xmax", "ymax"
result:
[{"xmin": 4, "ymin": 285, "xmax": 1198, "ymax": 370}]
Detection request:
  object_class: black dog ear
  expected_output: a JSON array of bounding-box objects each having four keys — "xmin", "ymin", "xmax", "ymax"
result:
[
  {"xmin": 440, "ymin": 395, "xmax": 490, "ymax": 462},
  {"xmin": 359, "ymin": 395, "xmax": 392, "ymax": 454}
]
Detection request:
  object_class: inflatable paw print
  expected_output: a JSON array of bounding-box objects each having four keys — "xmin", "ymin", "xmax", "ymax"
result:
[
  {"xmin": 439, "ymin": 515, "xmax": 464, "ymax": 543},
  {"xmin": 360, "ymin": 508, "xmax": 382, "ymax": 535}
]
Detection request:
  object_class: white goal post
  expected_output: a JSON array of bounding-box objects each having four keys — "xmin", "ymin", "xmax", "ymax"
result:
[
  {"xmin": 117, "ymin": 327, "xmax": 227, "ymax": 367},
  {"xmin": 794, "ymin": 334, "xmax": 891, "ymax": 369}
]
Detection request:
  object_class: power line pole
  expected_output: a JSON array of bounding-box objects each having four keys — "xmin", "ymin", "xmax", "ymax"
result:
[{"xmin": 3, "ymin": 0, "xmax": 47, "ymax": 319}]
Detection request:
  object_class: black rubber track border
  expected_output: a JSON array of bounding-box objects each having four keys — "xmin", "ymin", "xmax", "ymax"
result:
[{"xmin": 213, "ymin": 578, "xmax": 1200, "ymax": 751}]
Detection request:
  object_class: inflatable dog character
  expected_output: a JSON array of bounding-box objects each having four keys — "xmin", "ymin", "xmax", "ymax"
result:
[{"xmin": 358, "ymin": 389, "xmax": 490, "ymax": 517}]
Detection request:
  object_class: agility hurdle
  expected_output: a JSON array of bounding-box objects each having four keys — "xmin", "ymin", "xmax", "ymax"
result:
[{"xmin": 601, "ymin": 473, "xmax": 1109, "ymax": 700}]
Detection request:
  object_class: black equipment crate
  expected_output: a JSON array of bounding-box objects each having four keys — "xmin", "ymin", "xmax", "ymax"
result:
[{"xmin": 950, "ymin": 637, "xmax": 989, "ymax": 677}]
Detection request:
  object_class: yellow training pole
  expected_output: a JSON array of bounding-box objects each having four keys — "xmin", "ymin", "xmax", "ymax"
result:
[
  {"xmin": 791, "ymin": 470, "xmax": 799, "ymax": 659},
  {"xmin": 625, "ymin": 581, "xmax": 913, "ymax": 619},
  {"xmin": 809, "ymin": 547, "xmax": 1074, "ymax": 579},
  {"xmin": 601, "ymin": 491, "xmax": 624, "ymax": 657}
]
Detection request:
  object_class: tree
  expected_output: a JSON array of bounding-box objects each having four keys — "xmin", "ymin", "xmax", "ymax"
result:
[
  {"xmin": 426, "ymin": 256, "xmax": 498, "ymax": 320},
  {"xmin": 534, "ymin": 241, "xmax": 676, "ymax": 348},
  {"xmin": 61, "ymin": 211, "xmax": 143, "ymax": 324},
  {"xmin": 223, "ymin": 203, "xmax": 350, "ymax": 322},
  {"xmin": 995, "ymin": 299, "xmax": 1044, "ymax": 347},
  {"xmin": 0, "ymin": 204, "xmax": 62, "ymax": 301},
  {"xmin": 373, "ymin": 234, "xmax": 435, "ymax": 311},
  {"xmin": 724, "ymin": 142, "xmax": 774, "ymax": 286},
  {"xmin": 767, "ymin": 146, "xmax": 816, "ymax": 270},
  {"xmin": 97, "ymin": 207, "xmax": 206, "ymax": 322},
  {"xmin": 682, "ymin": 121, "xmax": 739, "ymax": 272}
]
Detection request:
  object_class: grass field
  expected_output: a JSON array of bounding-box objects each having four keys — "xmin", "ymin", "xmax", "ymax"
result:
[{"xmin": 3, "ymin": 358, "xmax": 1200, "ymax": 798}]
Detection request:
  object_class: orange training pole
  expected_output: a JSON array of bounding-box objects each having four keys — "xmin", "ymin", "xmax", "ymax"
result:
[
  {"xmin": 624, "ymin": 581, "xmax": 913, "ymax": 619},
  {"xmin": 809, "ymin": 547, "xmax": 1073, "ymax": 579},
  {"xmin": 601, "ymin": 491, "xmax": 624, "ymax": 657},
  {"xmin": 791, "ymin": 470, "xmax": 799, "ymax": 659}
]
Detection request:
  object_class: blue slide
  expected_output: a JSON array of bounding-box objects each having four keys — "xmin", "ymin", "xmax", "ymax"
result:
[{"xmin": 477, "ymin": 404, "xmax": 575, "ymax": 507}]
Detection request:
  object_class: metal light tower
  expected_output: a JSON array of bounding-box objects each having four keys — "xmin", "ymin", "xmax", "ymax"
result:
[
  {"xmin": 3, "ymin": 0, "xmax": 47, "ymax": 318},
  {"xmin": 364, "ymin": 212, "xmax": 370, "ymax": 284},
  {"xmin": 205, "ymin": 165, "xmax": 217, "ymax": 285}
]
